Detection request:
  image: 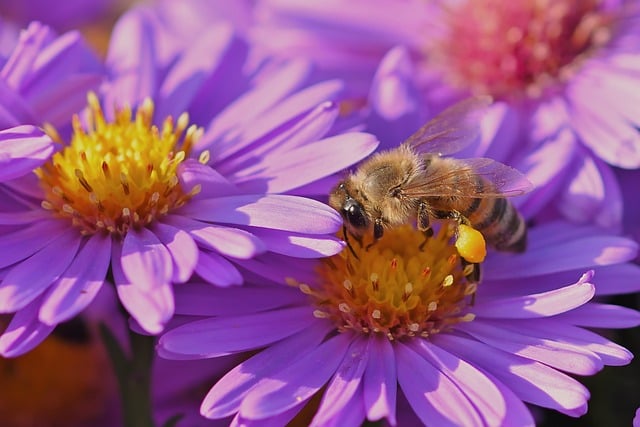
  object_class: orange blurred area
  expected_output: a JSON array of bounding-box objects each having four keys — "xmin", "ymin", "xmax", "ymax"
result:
[{"xmin": 0, "ymin": 319, "xmax": 118, "ymax": 427}]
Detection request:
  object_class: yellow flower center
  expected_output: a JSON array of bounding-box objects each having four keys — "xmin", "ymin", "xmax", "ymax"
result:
[
  {"xmin": 302, "ymin": 225, "xmax": 477, "ymax": 340},
  {"xmin": 36, "ymin": 93, "xmax": 203, "ymax": 236},
  {"xmin": 429, "ymin": 0, "xmax": 614, "ymax": 99}
]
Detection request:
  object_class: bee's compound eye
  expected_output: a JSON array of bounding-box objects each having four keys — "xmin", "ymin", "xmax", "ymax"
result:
[{"xmin": 344, "ymin": 199, "xmax": 368, "ymax": 229}]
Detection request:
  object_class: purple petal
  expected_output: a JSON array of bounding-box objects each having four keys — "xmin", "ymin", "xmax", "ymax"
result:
[
  {"xmin": 369, "ymin": 46, "xmax": 417, "ymax": 120},
  {"xmin": 524, "ymin": 222, "xmax": 605, "ymax": 251},
  {"xmin": 239, "ymin": 333, "xmax": 353, "ymax": 420},
  {"xmin": 558, "ymin": 152, "xmax": 622, "ymax": 230},
  {"xmin": 200, "ymin": 323, "xmax": 331, "ymax": 419},
  {"xmin": 23, "ymin": 30, "xmax": 102, "ymax": 126},
  {"xmin": 530, "ymin": 95, "xmax": 570, "ymax": 141},
  {"xmin": 121, "ymin": 227, "xmax": 173, "ymax": 290},
  {"xmin": 166, "ymin": 214, "xmax": 265, "ymax": 259},
  {"xmin": 154, "ymin": 24, "xmax": 237, "ymax": 120},
  {"xmin": 152, "ymin": 222, "xmax": 198, "ymax": 283},
  {"xmin": 312, "ymin": 336, "xmax": 369, "ymax": 425},
  {"xmin": 396, "ymin": 341, "xmax": 483, "ymax": 427},
  {"xmin": 312, "ymin": 386, "xmax": 366, "ymax": 427},
  {"xmin": 0, "ymin": 78, "xmax": 37, "ymax": 128},
  {"xmin": 0, "ymin": 297, "xmax": 55, "ymax": 357},
  {"xmin": 476, "ymin": 102, "xmax": 521, "ymax": 160},
  {"xmin": 569, "ymin": 79, "xmax": 640, "ymax": 168},
  {"xmin": 472, "ymin": 275, "xmax": 595, "ymax": 319},
  {"xmin": 167, "ymin": 25, "xmax": 250, "ymax": 126},
  {"xmin": 512, "ymin": 129, "xmax": 578, "ymax": 219},
  {"xmin": 501, "ymin": 318, "xmax": 633, "ymax": 366},
  {"xmin": 202, "ymin": 60, "xmax": 312, "ymax": 157},
  {"xmin": 216, "ymin": 100, "xmax": 340, "ymax": 178},
  {"xmin": 38, "ymin": 234, "xmax": 111, "ymax": 325},
  {"xmin": 191, "ymin": 226, "xmax": 265, "ymax": 260},
  {"xmin": 233, "ymin": 132, "xmax": 379, "ymax": 194},
  {"xmin": 482, "ymin": 263, "xmax": 640, "ymax": 298},
  {"xmin": 363, "ymin": 335, "xmax": 397, "ymax": 424},
  {"xmin": 2, "ymin": 22, "xmax": 48, "ymax": 88},
  {"xmin": 0, "ymin": 125, "xmax": 54, "ymax": 181},
  {"xmin": 255, "ymin": 100, "xmax": 339, "ymax": 152},
  {"xmin": 117, "ymin": 276, "xmax": 175, "ymax": 335},
  {"xmin": 195, "ymin": 250, "xmax": 243, "ymax": 287},
  {"xmin": 0, "ymin": 219, "xmax": 69, "ymax": 268},
  {"xmin": 457, "ymin": 320, "xmax": 603, "ymax": 375},
  {"xmin": 174, "ymin": 283, "xmax": 307, "ymax": 317},
  {"xmin": 232, "ymin": 405, "xmax": 304, "ymax": 427},
  {"xmin": 0, "ymin": 210, "xmax": 49, "ymax": 224},
  {"xmin": 248, "ymin": 228, "xmax": 345, "ymax": 258},
  {"xmin": 113, "ymin": 242, "xmax": 174, "ymax": 334},
  {"xmin": 0, "ymin": 172, "xmax": 44, "ymax": 200},
  {"xmin": 485, "ymin": 231, "xmax": 638, "ymax": 279},
  {"xmin": 159, "ymin": 307, "xmax": 316, "ymax": 359},
  {"xmin": 555, "ymin": 303, "xmax": 640, "ymax": 328},
  {"xmin": 432, "ymin": 334, "xmax": 589, "ymax": 417},
  {"xmin": 179, "ymin": 194, "xmax": 341, "ymax": 234},
  {"xmin": 233, "ymin": 253, "xmax": 319, "ymax": 286},
  {"xmin": 412, "ymin": 340, "xmax": 534, "ymax": 426},
  {"xmin": 227, "ymin": 79, "xmax": 345, "ymax": 156},
  {"xmin": 105, "ymin": 7, "xmax": 158, "ymax": 107},
  {"xmin": 177, "ymin": 160, "xmax": 239, "ymax": 199},
  {"xmin": 590, "ymin": 264, "xmax": 640, "ymax": 295},
  {"xmin": 0, "ymin": 229, "xmax": 81, "ymax": 312}
]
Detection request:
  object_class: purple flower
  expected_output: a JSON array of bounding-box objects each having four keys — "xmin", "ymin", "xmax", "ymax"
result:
[
  {"xmin": 158, "ymin": 221, "xmax": 640, "ymax": 425},
  {"xmin": 252, "ymin": 0, "xmax": 640, "ymax": 230},
  {"xmin": 0, "ymin": 8, "xmax": 378, "ymax": 356}
]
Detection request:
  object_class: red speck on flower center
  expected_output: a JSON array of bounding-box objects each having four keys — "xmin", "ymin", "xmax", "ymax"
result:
[{"xmin": 429, "ymin": 0, "xmax": 615, "ymax": 100}]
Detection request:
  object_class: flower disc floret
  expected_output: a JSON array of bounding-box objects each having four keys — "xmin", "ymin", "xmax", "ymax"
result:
[
  {"xmin": 36, "ymin": 93, "xmax": 202, "ymax": 236},
  {"xmin": 433, "ymin": 0, "xmax": 614, "ymax": 99},
  {"xmin": 305, "ymin": 225, "xmax": 477, "ymax": 340}
]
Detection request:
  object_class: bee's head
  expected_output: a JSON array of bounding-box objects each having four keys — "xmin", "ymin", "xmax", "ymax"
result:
[{"xmin": 329, "ymin": 182, "xmax": 370, "ymax": 235}]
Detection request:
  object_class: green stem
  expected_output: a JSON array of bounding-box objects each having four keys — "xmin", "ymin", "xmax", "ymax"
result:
[{"xmin": 100, "ymin": 323, "xmax": 156, "ymax": 427}]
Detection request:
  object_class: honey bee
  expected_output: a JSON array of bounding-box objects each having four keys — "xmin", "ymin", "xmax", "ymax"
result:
[{"xmin": 329, "ymin": 96, "xmax": 531, "ymax": 265}]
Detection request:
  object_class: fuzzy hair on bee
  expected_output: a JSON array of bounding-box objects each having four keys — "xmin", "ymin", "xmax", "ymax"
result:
[{"xmin": 329, "ymin": 96, "xmax": 532, "ymax": 260}]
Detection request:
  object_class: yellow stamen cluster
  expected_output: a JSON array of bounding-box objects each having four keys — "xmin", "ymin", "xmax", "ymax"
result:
[
  {"xmin": 301, "ymin": 225, "xmax": 477, "ymax": 340},
  {"xmin": 36, "ymin": 93, "xmax": 203, "ymax": 236}
]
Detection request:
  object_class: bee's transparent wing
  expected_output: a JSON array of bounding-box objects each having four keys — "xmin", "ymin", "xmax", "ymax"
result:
[
  {"xmin": 402, "ymin": 96, "xmax": 492, "ymax": 156},
  {"xmin": 402, "ymin": 157, "xmax": 533, "ymax": 198}
]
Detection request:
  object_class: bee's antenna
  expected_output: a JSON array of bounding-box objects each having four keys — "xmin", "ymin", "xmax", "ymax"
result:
[{"xmin": 343, "ymin": 225, "xmax": 360, "ymax": 260}]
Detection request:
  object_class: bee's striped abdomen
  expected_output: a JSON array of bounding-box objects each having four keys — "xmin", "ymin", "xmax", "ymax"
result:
[{"xmin": 463, "ymin": 195, "xmax": 526, "ymax": 252}]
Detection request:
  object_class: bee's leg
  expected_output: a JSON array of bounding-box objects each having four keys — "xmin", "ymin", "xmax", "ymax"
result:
[
  {"xmin": 431, "ymin": 209, "xmax": 473, "ymax": 243},
  {"xmin": 366, "ymin": 218, "xmax": 384, "ymax": 251},
  {"xmin": 434, "ymin": 209, "xmax": 470, "ymax": 226},
  {"xmin": 342, "ymin": 225, "xmax": 360, "ymax": 260},
  {"xmin": 461, "ymin": 258, "xmax": 481, "ymax": 306},
  {"xmin": 418, "ymin": 201, "xmax": 433, "ymax": 250}
]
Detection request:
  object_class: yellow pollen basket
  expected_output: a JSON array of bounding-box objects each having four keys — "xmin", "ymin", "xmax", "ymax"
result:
[
  {"xmin": 304, "ymin": 224, "xmax": 478, "ymax": 340},
  {"xmin": 36, "ymin": 93, "xmax": 203, "ymax": 236},
  {"xmin": 455, "ymin": 224, "xmax": 487, "ymax": 263}
]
